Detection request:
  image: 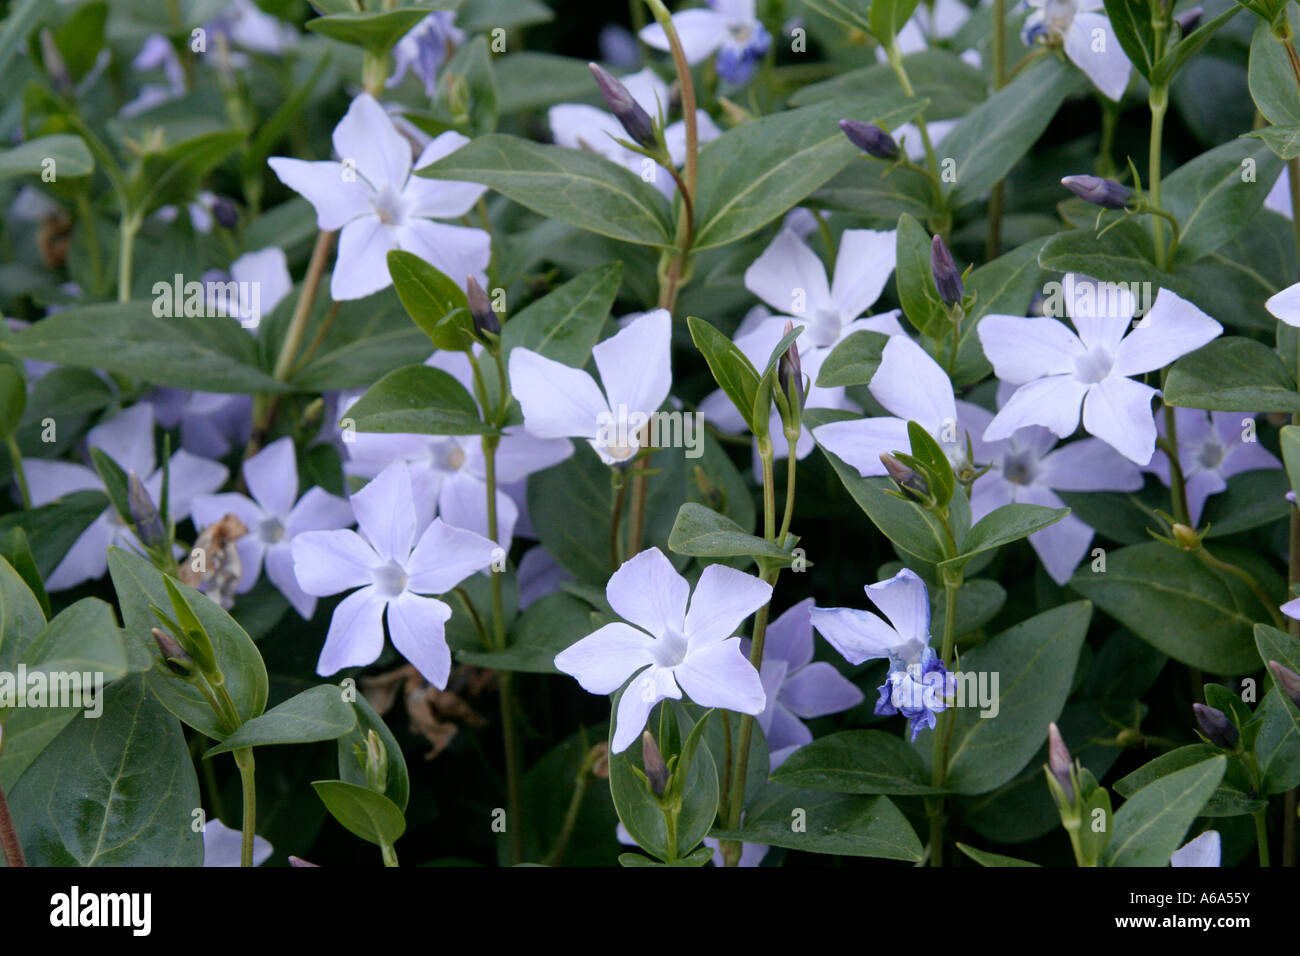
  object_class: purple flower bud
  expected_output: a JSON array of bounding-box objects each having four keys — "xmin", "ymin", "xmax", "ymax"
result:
[
  {"xmin": 930, "ymin": 235, "xmax": 963, "ymax": 307},
  {"xmin": 152, "ymin": 626, "xmax": 194, "ymax": 676},
  {"xmin": 1174, "ymin": 6, "xmax": 1203, "ymax": 33},
  {"xmin": 212, "ymin": 196, "xmax": 239, "ymax": 230},
  {"xmin": 1047, "ymin": 722, "xmax": 1074, "ymax": 804},
  {"xmin": 1060, "ymin": 174, "xmax": 1133, "ymax": 210},
  {"xmin": 641, "ymin": 730, "xmax": 668, "ymax": 798},
  {"xmin": 839, "ymin": 119, "xmax": 899, "ymax": 160},
  {"xmin": 128, "ymin": 471, "xmax": 165, "ymax": 549},
  {"xmin": 466, "ymin": 275, "xmax": 500, "ymax": 336},
  {"xmin": 1193, "ymin": 703, "xmax": 1239, "ymax": 749},
  {"xmin": 1269, "ymin": 660, "xmax": 1300, "ymax": 708},
  {"xmin": 588, "ymin": 62, "xmax": 656, "ymax": 149},
  {"xmin": 778, "ymin": 320, "xmax": 804, "ymax": 408},
  {"xmin": 881, "ymin": 453, "xmax": 929, "ymax": 502}
]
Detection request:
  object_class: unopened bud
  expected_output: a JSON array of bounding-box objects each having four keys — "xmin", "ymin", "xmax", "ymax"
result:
[
  {"xmin": 212, "ymin": 196, "xmax": 239, "ymax": 230},
  {"xmin": 881, "ymin": 452, "xmax": 929, "ymax": 502},
  {"xmin": 1171, "ymin": 523, "xmax": 1201, "ymax": 550},
  {"xmin": 466, "ymin": 275, "xmax": 500, "ymax": 335},
  {"xmin": 930, "ymin": 235, "xmax": 963, "ymax": 307},
  {"xmin": 1060, "ymin": 174, "xmax": 1133, "ymax": 210},
  {"xmin": 128, "ymin": 471, "xmax": 165, "ymax": 549},
  {"xmin": 152, "ymin": 626, "xmax": 194, "ymax": 676},
  {"xmin": 589, "ymin": 62, "xmax": 656, "ymax": 149},
  {"xmin": 1174, "ymin": 6, "xmax": 1203, "ymax": 33},
  {"xmin": 363, "ymin": 729, "xmax": 388, "ymax": 793},
  {"xmin": 1268, "ymin": 660, "xmax": 1300, "ymax": 708},
  {"xmin": 838, "ymin": 119, "xmax": 899, "ymax": 160},
  {"xmin": 1193, "ymin": 703, "xmax": 1239, "ymax": 749},
  {"xmin": 1047, "ymin": 722, "xmax": 1074, "ymax": 804},
  {"xmin": 589, "ymin": 741, "xmax": 610, "ymax": 779},
  {"xmin": 778, "ymin": 320, "xmax": 804, "ymax": 409},
  {"xmin": 641, "ymin": 730, "xmax": 668, "ymax": 798}
]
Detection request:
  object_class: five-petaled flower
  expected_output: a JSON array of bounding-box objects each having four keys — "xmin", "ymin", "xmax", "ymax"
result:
[
  {"xmin": 639, "ymin": 0, "xmax": 771, "ymax": 86},
  {"xmin": 268, "ymin": 92, "xmax": 490, "ymax": 302},
  {"xmin": 1148, "ymin": 409, "xmax": 1281, "ymax": 525},
  {"xmin": 554, "ymin": 547, "xmax": 771, "ymax": 753},
  {"xmin": 810, "ymin": 569, "xmax": 952, "ymax": 741},
  {"xmin": 291, "ymin": 461, "xmax": 499, "ymax": 688},
  {"xmin": 978, "ymin": 276, "xmax": 1222, "ymax": 465},
  {"xmin": 1021, "ymin": 0, "xmax": 1131, "ymax": 102}
]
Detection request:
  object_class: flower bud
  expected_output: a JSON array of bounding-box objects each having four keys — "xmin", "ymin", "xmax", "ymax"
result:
[
  {"xmin": 1060, "ymin": 174, "xmax": 1133, "ymax": 210},
  {"xmin": 1171, "ymin": 523, "xmax": 1201, "ymax": 550},
  {"xmin": 1193, "ymin": 703, "xmax": 1239, "ymax": 749},
  {"xmin": 363, "ymin": 729, "xmax": 388, "ymax": 793},
  {"xmin": 589, "ymin": 741, "xmax": 610, "ymax": 779},
  {"xmin": 1174, "ymin": 6, "xmax": 1203, "ymax": 33},
  {"xmin": 778, "ymin": 320, "xmax": 804, "ymax": 409},
  {"xmin": 930, "ymin": 235, "xmax": 963, "ymax": 307},
  {"xmin": 1047, "ymin": 722, "xmax": 1074, "ymax": 804},
  {"xmin": 838, "ymin": 119, "xmax": 899, "ymax": 160},
  {"xmin": 152, "ymin": 626, "xmax": 194, "ymax": 676},
  {"xmin": 212, "ymin": 196, "xmax": 239, "ymax": 230},
  {"xmin": 881, "ymin": 453, "xmax": 929, "ymax": 502},
  {"xmin": 466, "ymin": 275, "xmax": 500, "ymax": 336},
  {"xmin": 1268, "ymin": 660, "xmax": 1300, "ymax": 708},
  {"xmin": 641, "ymin": 730, "xmax": 669, "ymax": 798},
  {"xmin": 589, "ymin": 62, "xmax": 656, "ymax": 149},
  {"xmin": 128, "ymin": 471, "xmax": 165, "ymax": 549}
]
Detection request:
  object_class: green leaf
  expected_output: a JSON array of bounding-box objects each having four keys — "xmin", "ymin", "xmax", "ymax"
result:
[
  {"xmin": 1163, "ymin": 138, "xmax": 1284, "ymax": 262},
  {"xmin": 0, "ymin": 529, "xmax": 46, "ymax": 619},
  {"xmin": 944, "ymin": 602, "xmax": 1092, "ymax": 795},
  {"xmin": 1070, "ymin": 542, "xmax": 1270, "ymax": 674},
  {"xmin": 128, "ymin": 130, "xmax": 244, "ymax": 217},
  {"xmin": 800, "ymin": 0, "xmax": 872, "ymax": 33},
  {"xmin": 691, "ymin": 94, "xmax": 925, "ymax": 250},
  {"xmin": 0, "ymin": 492, "xmax": 106, "ymax": 582},
  {"xmin": 1038, "ymin": 218, "xmax": 1166, "ymax": 287},
  {"xmin": 0, "ymin": 0, "xmax": 44, "ymax": 80},
  {"xmin": 438, "ymin": 35, "xmax": 498, "ymax": 137},
  {"xmin": 710, "ymin": 786, "xmax": 924, "ymax": 862},
  {"xmin": 688, "ymin": 315, "xmax": 763, "ymax": 434},
  {"xmin": 1255, "ymin": 623, "xmax": 1300, "ymax": 784},
  {"xmin": 0, "ymin": 365, "xmax": 24, "ymax": 438},
  {"xmin": 942, "ymin": 503, "xmax": 1068, "ymax": 572},
  {"xmin": 1282, "ymin": 425, "xmax": 1300, "ymax": 499},
  {"xmin": 790, "ymin": 48, "xmax": 987, "ymax": 116},
  {"xmin": 0, "ymin": 555, "xmax": 46, "ymax": 672},
  {"xmin": 204, "ymin": 685, "xmax": 356, "ymax": 757},
  {"xmin": 335, "ymin": 692, "xmax": 410, "ymax": 812},
  {"xmin": 417, "ymin": 133, "xmax": 673, "ymax": 247},
  {"xmin": 501, "ymin": 262, "xmax": 621, "ymax": 365},
  {"xmin": 667, "ymin": 503, "xmax": 793, "ymax": 564},
  {"xmin": 312, "ymin": 779, "xmax": 406, "ymax": 846},
  {"xmin": 6, "ymin": 300, "xmax": 284, "ymax": 393},
  {"xmin": 1151, "ymin": 4, "xmax": 1241, "ymax": 86},
  {"xmin": 1102, "ymin": 0, "xmax": 1157, "ymax": 79},
  {"xmin": 386, "ymin": 249, "xmax": 475, "ymax": 352},
  {"xmin": 1104, "ymin": 756, "xmax": 1226, "ymax": 866},
  {"xmin": 1248, "ymin": 8, "xmax": 1300, "ymax": 127},
  {"xmin": 0, "ymin": 134, "xmax": 92, "ymax": 181},
  {"xmin": 816, "ymin": 329, "xmax": 889, "ymax": 387},
  {"xmin": 457, "ymin": 592, "xmax": 593, "ymax": 674},
  {"xmin": 955, "ymin": 842, "xmax": 1041, "ymax": 866},
  {"xmin": 304, "ymin": 8, "xmax": 427, "ymax": 52},
  {"xmin": 1164, "ymin": 337, "xmax": 1300, "ymax": 413},
  {"xmin": 941, "ymin": 57, "xmax": 1083, "ymax": 207},
  {"xmin": 494, "ymin": 53, "xmax": 596, "ymax": 113},
  {"xmin": 1248, "ymin": 124, "xmax": 1300, "ymax": 161},
  {"xmin": 869, "ymin": 0, "xmax": 921, "ymax": 44},
  {"xmin": 772, "ymin": 730, "xmax": 945, "ymax": 795},
  {"xmin": 8, "ymin": 675, "xmax": 202, "ymax": 865},
  {"xmin": 345, "ymin": 364, "xmax": 490, "ymax": 436},
  {"xmin": 107, "ymin": 549, "xmax": 268, "ymax": 740},
  {"xmin": 953, "ymin": 236, "xmax": 1047, "ymax": 383},
  {"xmin": 895, "ymin": 213, "xmax": 946, "ymax": 338}
]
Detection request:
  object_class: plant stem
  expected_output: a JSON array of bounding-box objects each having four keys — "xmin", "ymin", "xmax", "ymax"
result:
[
  {"xmin": 885, "ymin": 40, "xmax": 940, "ymax": 185},
  {"xmin": 927, "ymin": 574, "xmax": 961, "ymax": 867},
  {"xmin": 1254, "ymin": 810, "xmax": 1271, "ymax": 867},
  {"xmin": 498, "ymin": 670, "xmax": 524, "ymax": 865},
  {"xmin": 1193, "ymin": 544, "xmax": 1287, "ymax": 630},
  {"xmin": 1157, "ymin": 410, "xmax": 1190, "ymax": 526},
  {"xmin": 117, "ymin": 213, "xmax": 140, "ymax": 303},
  {"xmin": 380, "ymin": 840, "xmax": 400, "ymax": 866},
  {"xmin": 610, "ymin": 475, "xmax": 629, "ymax": 569},
  {"xmin": 543, "ymin": 747, "xmax": 597, "ymax": 866},
  {"xmin": 985, "ymin": 0, "xmax": 1007, "ymax": 258},
  {"xmin": 5, "ymin": 435, "xmax": 30, "ymax": 509},
  {"xmin": 76, "ymin": 192, "xmax": 104, "ymax": 296},
  {"xmin": 0, "ymin": 779, "xmax": 26, "ymax": 867},
  {"xmin": 626, "ymin": 466, "xmax": 650, "ymax": 556},
  {"xmin": 777, "ymin": 439, "xmax": 797, "ymax": 542},
  {"xmin": 1147, "ymin": 87, "xmax": 1169, "ymax": 269},
  {"xmin": 232, "ymin": 747, "xmax": 257, "ymax": 867}
]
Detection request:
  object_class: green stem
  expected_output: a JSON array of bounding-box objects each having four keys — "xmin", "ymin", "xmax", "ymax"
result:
[
  {"xmin": 498, "ymin": 670, "xmax": 524, "ymax": 865},
  {"xmin": 5, "ymin": 435, "xmax": 30, "ymax": 509},
  {"xmin": 76, "ymin": 192, "xmax": 104, "ymax": 297},
  {"xmin": 1193, "ymin": 544, "xmax": 1288, "ymax": 630},
  {"xmin": 543, "ymin": 750, "xmax": 595, "ymax": 867},
  {"xmin": 232, "ymin": 747, "xmax": 257, "ymax": 868},
  {"xmin": 885, "ymin": 40, "xmax": 940, "ymax": 185},
  {"xmin": 986, "ymin": 0, "xmax": 1007, "ymax": 259},
  {"xmin": 927, "ymin": 573, "xmax": 961, "ymax": 867},
  {"xmin": 381, "ymin": 840, "xmax": 400, "ymax": 867},
  {"xmin": 610, "ymin": 474, "xmax": 629, "ymax": 569},
  {"xmin": 777, "ymin": 438, "xmax": 797, "ymax": 542},
  {"xmin": 117, "ymin": 212, "xmax": 140, "ymax": 303},
  {"xmin": 273, "ymin": 230, "xmax": 336, "ymax": 383},
  {"xmin": 1157, "ymin": 409, "xmax": 1190, "ymax": 527},
  {"xmin": 1148, "ymin": 87, "xmax": 1169, "ymax": 269},
  {"xmin": 626, "ymin": 467, "xmax": 649, "ymax": 557},
  {"xmin": 1254, "ymin": 810, "xmax": 1271, "ymax": 867}
]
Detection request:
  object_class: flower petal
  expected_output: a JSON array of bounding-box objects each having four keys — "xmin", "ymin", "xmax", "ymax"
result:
[
  {"xmin": 812, "ymin": 415, "xmax": 911, "ymax": 478},
  {"xmin": 316, "ymin": 586, "xmax": 387, "ymax": 675},
  {"xmin": 830, "ymin": 229, "xmax": 897, "ymax": 319},
  {"xmin": 684, "ymin": 563, "xmax": 774, "ymax": 647},
  {"xmin": 984, "ymin": 375, "xmax": 1088, "ymax": 442},
  {"xmin": 508, "ymin": 347, "xmax": 609, "ymax": 440},
  {"xmin": 1113, "ymin": 288, "xmax": 1222, "ymax": 376},
  {"xmin": 291, "ymin": 529, "xmax": 378, "ymax": 596},
  {"xmin": 405, "ymin": 517, "xmax": 499, "ymax": 594},
  {"xmin": 673, "ymin": 639, "xmax": 766, "ymax": 714},
  {"xmin": 1266, "ymin": 281, "xmax": 1300, "ymax": 328},
  {"xmin": 331, "ymin": 216, "xmax": 397, "ymax": 301},
  {"xmin": 387, "ymin": 592, "xmax": 454, "ymax": 688},
  {"xmin": 1065, "ymin": 14, "xmax": 1131, "ymax": 102},
  {"xmin": 743, "ymin": 228, "xmax": 833, "ymax": 317},
  {"xmin": 1081, "ymin": 375, "xmax": 1160, "ymax": 465},
  {"xmin": 22, "ymin": 460, "xmax": 100, "ymax": 508},
  {"xmin": 284, "ymin": 486, "xmax": 354, "ymax": 536},
  {"xmin": 243, "ymin": 436, "xmax": 297, "ymax": 517},
  {"xmin": 780, "ymin": 661, "xmax": 865, "ymax": 718},
  {"xmin": 763, "ymin": 598, "xmax": 816, "ymax": 671},
  {"xmin": 554, "ymin": 621, "xmax": 656, "ymax": 694},
  {"xmin": 593, "ymin": 308, "xmax": 673, "ymax": 418},
  {"xmin": 977, "ymin": 314, "xmax": 1084, "ymax": 383},
  {"xmin": 265, "ymin": 544, "xmax": 316, "ymax": 619},
  {"xmin": 332, "ymin": 92, "xmax": 412, "ymax": 191},
  {"xmin": 1038, "ymin": 437, "xmax": 1144, "ymax": 491},
  {"xmin": 808, "ymin": 606, "xmax": 900, "ymax": 665},
  {"xmin": 266, "ymin": 158, "xmax": 372, "ymax": 231},
  {"xmin": 865, "ymin": 568, "xmax": 930, "ymax": 643},
  {"xmin": 606, "ymin": 547, "xmax": 690, "ymax": 638},
  {"xmin": 352, "ymin": 462, "xmax": 418, "ymax": 562},
  {"xmin": 88, "ymin": 403, "xmax": 156, "ymax": 478},
  {"xmin": 638, "ymin": 10, "xmax": 727, "ymax": 63},
  {"xmin": 869, "ymin": 336, "xmax": 956, "ymax": 428},
  {"xmin": 406, "ymin": 131, "xmax": 487, "ymax": 218},
  {"xmin": 612, "ymin": 666, "xmax": 681, "ymax": 753}
]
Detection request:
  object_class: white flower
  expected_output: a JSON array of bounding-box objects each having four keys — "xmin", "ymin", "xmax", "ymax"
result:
[
  {"xmin": 268, "ymin": 93, "xmax": 490, "ymax": 301},
  {"xmin": 554, "ymin": 547, "xmax": 771, "ymax": 753},
  {"xmin": 1170, "ymin": 829, "xmax": 1220, "ymax": 867},
  {"xmin": 638, "ymin": 0, "xmax": 772, "ymax": 86},
  {"xmin": 1022, "ymin": 0, "xmax": 1131, "ymax": 102}
]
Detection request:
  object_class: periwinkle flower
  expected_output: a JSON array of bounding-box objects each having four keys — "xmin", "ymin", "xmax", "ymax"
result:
[
  {"xmin": 388, "ymin": 12, "xmax": 465, "ymax": 99},
  {"xmin": 1061, "ymin": 174, "xmax": 1132, "ymax": 210},
  {"xmin": 509, "ymin": 309, "xmax": 672, "ymax": 466},
  {"xmin": 978, "ymin": 276, "xmax": 1223, "ymax": 465},
  {"xmin": 1047, "ymin": 722, "xmax": 1074, "ymax": 803},
  {"xmin": 810, "ymin": 569, "xmax": 953, "ymax": 741},
  {"xmin": 930, "ymin": 235, "xmax": 963, "ymax": 306},
  {"xmin": 1193, "ymin": 703, "xmax": 1238, "ymax": 749},
  {"xmin": 639, "ymin": 0, "xmax": 772, "ymax": 86},
  {"xmin": 23, "ymin": 404, "xmax": 227, "ymax": 590},
  {"xmin": 191, "ymin": 437, "xmax": 353, "ymax": 619},
  {"xmin": 1021, "ymin": 0, "xmax": 1131, "ymax": 102},
  {"xmin": 748, "ymin": 599, "xmax": 865, "ymax": 768},
  {"xmin": 554, "ymin": 548, "xmax": 770, "ymax": 753},
  {"xmin": 291, "ymin": 461, "xmax": 499, "ymax": 688},
  {"xmin": 1147, "ymin": 410, "xmax": 1280, "ymax": 525},
  {"xmin": 268, "ymin": 93, "xmax": 490, "ymax": 301},
  {"xmin": 207, "ymin": 0, "xmax": 298, "ymax": 56},
  {"xmin": 588, "ymin": 62, "xmax": 657, "ymax": 149},
  {"xmin": 1170, "ymin": 829, "xmax": 1220, "ymax": 867}
]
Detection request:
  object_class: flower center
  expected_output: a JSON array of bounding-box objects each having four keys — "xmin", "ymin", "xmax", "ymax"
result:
[
  {"xmin": 258, "ymin": 515, "xmax": 286, "ymax": 544},
  {"xmin": 1198, "ymin": 442, "xmax": 1225, "ymax": 470},
  {"xmin": 371, "ymin": 184, "xmax": 408, "ymax": 226},
  {"xmin": 371, "ymin": 559, "xmax": 408, "ymax": 597},
  {"xmin": 431, "ymin": 440, "xmax": 466, "ymax": 472},
  {"xmin": 651, "ymin": 628, "xmax": 690, "ymax": 669},
  {"xmin": 1002, "ymin": 449, "xmax": 1039, "ymax": 486},
  {"xmin": 1073, "ymin": 345, "xmax": 1113, "ymax": 385},
  {"xmin": 808, "ymin": 307, "xmax": 843, "ymax": 349},
  {"xmin": 1042, "ymin": 0, "xmax": 1076, "ymax": 35}
]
